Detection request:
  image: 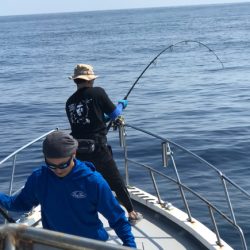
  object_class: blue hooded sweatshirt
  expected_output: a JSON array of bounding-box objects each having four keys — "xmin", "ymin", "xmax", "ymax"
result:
[{"xmin": 0, "ymin": 160, "xmax": 136, "ymax": 248}]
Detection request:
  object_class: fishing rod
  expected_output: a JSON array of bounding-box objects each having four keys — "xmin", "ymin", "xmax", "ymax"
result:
[
  {"xmin": 0, "ymin": 206, "xmax": 15, "ymax": 223},
  {"xmin": 124, "ymin": 39, "xmax": 224, "ymax": 101},
  {"xmin": 108, "ymin": 40, "xmax": 224, "ymax": 130}
]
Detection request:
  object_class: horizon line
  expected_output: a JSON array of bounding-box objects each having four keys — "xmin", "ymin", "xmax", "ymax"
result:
[{"xmin": 0, "ymin": 1, "xmax": 248, "ymax": 18}]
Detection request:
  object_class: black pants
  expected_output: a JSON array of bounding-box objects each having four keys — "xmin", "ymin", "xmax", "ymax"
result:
[{"xmin": 76, "ymin": 144, "xmax": 134, "ymax": 213}]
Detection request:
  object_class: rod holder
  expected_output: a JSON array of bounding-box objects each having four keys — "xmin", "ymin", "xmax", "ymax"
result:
[
  {"xmin": 118, "ymin": 124, "xmax": 125, "ymax": 148},
  {"xmin": 162, "ymin": 142, "xmax": 170, "ymax": 167}
]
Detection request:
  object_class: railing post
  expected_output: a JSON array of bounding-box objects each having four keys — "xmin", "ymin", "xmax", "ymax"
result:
[
  {"xmin": 237, "ymin": 226, "xmax": 248, "ymax": 250},
  {"xmin": 208, "ymin": 206, "xmax": 223, "ymax": 247},
  {"xmin": 6, "ymin": 153, "xmax": 18, "ymax": 224},
  {"xmin": 221, "ymin": 175, "xmax": 236, "ymax": 224},
  {"xmin": 150, "ymin": 171, "xmax": 163, "ymax": 205},
  {"xmin": 8, "ymin": 155, "xmax": 17, "ymax": 196},
  {"xmin": 169, "ymin": 145, "xmax": 193, "ymax": 222}
]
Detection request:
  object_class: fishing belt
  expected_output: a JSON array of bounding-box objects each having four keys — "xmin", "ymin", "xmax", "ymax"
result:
[{"xmin": 77, "ymin": 136, "xmax": 107, "ymax": 154}]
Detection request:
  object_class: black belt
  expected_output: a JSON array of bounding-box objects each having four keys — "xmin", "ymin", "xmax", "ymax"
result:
[{"xmin": 77, "ymin": 136, "xmax": 107, "ymax": 154}]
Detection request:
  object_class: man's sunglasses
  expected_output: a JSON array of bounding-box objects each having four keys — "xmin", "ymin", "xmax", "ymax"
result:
[{"xmin": 45, "ymin": 156, "xmax": 73, "ymax": 170}]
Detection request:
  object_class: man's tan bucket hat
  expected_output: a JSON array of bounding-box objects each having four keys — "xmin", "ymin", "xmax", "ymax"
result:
[{"xmin": 69, "ymin": 64, "xmax": 98, "ymax": 81}]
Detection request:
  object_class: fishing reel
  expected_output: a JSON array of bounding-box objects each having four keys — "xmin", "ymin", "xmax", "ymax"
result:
[{"xmin": 112, "ymin": 115, "xmax": 125, "ymax": 131}]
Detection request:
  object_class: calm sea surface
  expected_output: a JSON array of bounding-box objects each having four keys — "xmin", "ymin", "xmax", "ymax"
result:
[{"xmin": 0, "ymin": 3, "xmax": 250, "ymax": 249}]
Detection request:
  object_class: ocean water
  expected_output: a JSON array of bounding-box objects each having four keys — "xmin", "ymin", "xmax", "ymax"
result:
[{"xmin": 0, "ymin": 2, "xmax": 250, "ymax": 249}]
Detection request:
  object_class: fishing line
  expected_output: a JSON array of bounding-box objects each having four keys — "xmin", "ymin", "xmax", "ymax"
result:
[{"xmin": 108, "ymin": 40, "xmax": 224, "ymax": 131}]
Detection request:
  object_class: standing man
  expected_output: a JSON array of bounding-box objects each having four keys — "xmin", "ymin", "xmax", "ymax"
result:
[
  {"xmin": 66, "ymin": 64, "xmax": 142, "ymax": 224},
  {"xmin": 0, "ymin": 131, "xmax": 136, "ymax": 248}
]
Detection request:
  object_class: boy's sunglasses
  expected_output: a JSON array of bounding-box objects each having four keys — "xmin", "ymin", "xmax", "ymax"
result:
[{"xmin": 45, "ymin": 155, "xmax": 73, "ymax": 170}]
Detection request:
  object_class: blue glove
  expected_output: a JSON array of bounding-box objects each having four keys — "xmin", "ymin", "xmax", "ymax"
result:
[{"xmin": 118, "ymin": 99, "xmax": 128, "ymax": 109}]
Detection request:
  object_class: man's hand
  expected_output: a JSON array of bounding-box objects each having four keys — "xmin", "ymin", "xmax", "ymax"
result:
[{"xmin": 118, "ymin": 100, "xmax": 128, "ymax": 109}]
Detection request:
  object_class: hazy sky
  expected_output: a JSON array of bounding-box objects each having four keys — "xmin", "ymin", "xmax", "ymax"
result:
[{"xmin": 1, "ymin": 0, "xmax": 249, "ymax": 16}]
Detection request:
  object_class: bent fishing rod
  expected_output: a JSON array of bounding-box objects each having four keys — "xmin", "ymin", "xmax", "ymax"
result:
[
  {"xmin": 108, "ymin": 40, "xmax": 224, "ymax": 131},
  {"xmin": 124, "ymin": 39, "xmax": 224, "ymax": 101}
]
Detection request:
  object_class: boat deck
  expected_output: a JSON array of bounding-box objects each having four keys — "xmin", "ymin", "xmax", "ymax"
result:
[
  {"xmin": 105, "ymin": 200, "xmax": 207, "ymax": 250},
  {"xmin": 22, "ymin": 197, "xmax": 207, "ymax": 250},
  {"xmin": 30, "ymin": 200, "xmax": 206, "ymax": 250},
  {"xmin": 17, "ymin": 185, "xmax": 226, "ymax": 250}
]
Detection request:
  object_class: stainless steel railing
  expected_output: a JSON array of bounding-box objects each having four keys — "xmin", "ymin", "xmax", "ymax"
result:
[
  {"xmin": 0, "ymin": 125, "xmax": 249, "ymax": 249},
  {"xmin": 118, "ymin": 123, "xmax": 249, "ymax": 250},
  {"xmin": 0, "ymin": 224, "xmax": 131, "ymax": 250},
  {"xmin": 0, "ymin": 129, "xmax": 57, "ymax": 196}
]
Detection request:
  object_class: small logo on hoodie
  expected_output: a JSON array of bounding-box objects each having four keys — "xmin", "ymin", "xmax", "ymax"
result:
[{"xmin": 71, "ymin": 191, "xmax": 87, "ymax": 199}]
